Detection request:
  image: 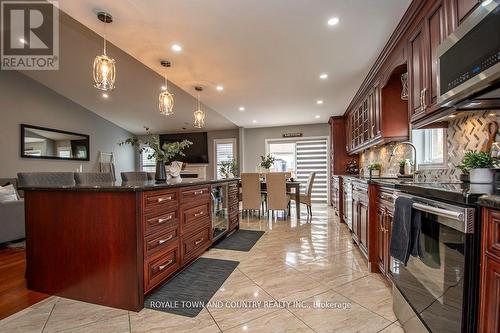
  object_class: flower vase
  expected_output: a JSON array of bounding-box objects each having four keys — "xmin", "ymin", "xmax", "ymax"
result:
[{"xmin": 155, "ymin": 161, "xmax": 166, "ymax": 182}]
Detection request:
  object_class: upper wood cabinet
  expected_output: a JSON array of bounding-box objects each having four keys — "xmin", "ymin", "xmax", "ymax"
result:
[
  {"xmin": 409, "ymin": 0, "xmax": 448, "ymax": 122},
  {"xmin": 454, "ymin": 0, "xmax": 481, "ymax": 25}
]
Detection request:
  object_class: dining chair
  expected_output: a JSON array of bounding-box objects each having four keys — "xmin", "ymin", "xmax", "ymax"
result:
[
  {"xmin": 74, "ymin": 172, "xmax": 114, "ymax": 185},
  {"xmin": 241, "ymin": 173, "xmax": 262, "ymax": 216},
  {"xmin": 17, "ymin": 172, "xmax": 76, "ymax": 187},
  {"xmin": 299, "ymin": 172, "xmax": 316, "ymax": 216},
  {"xmin": 120, "ymin": 172, "xmax": 149, "ymax": 182},
  {"xmin": 266, "ymin": 172, "xmax": 290, "ymax": 218}
]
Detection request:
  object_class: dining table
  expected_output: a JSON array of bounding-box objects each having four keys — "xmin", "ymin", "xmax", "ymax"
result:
[{"xmin": 239, "ymin": 180, "xmax": 302, "ymax": 216}]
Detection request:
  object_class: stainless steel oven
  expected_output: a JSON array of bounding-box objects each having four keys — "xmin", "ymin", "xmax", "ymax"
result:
[{"xmin": 391, "ymin": 194, "xmax": 479, "ymax": 333}]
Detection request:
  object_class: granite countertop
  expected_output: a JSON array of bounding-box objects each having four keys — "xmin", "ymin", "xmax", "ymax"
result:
[{"xmin": 19, "ymin": 178, "xmax": 240, "ymax": 192}]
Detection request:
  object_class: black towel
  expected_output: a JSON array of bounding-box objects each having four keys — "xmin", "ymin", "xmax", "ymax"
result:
[{"xmin": 390, "ymin": 197, "xmax": 423, "ymax": 265}]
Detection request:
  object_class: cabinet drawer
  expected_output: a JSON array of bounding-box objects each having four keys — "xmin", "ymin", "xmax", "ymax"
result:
[
  {"xmin": 229, "ymin": 202, "xmax": 239, "ymax": 216},
  {"xmin": 180, "ymin": 186, "xmax": 210, "ymax": 204},
  {"xmin": 144, "ymin": 210, "xmax": 178, "ymax": 236},
  {"xmin": 229, "ymin": 214, "xmax": 239, "ymax": 228},
  {"xmin": 182, "ymin": 202, "xmax": 210, "ymax": 233},
  {"xmin": 144, "ymin": 226, "xmax": 179, "ymax": 257},
  {"xmin": 182, "ymin": 226, "xmax": 211, "ymax": 264},
  {"xmin": 144, "ymin": 190, "xmax": 178, "ymax": 213},
  {"xmin": 144, "ymin": 244, "xmax": 180, "ymax": 293},
  {"xmin": 485, "ymin": 209, "xmax": 500, "ymax": 259}
]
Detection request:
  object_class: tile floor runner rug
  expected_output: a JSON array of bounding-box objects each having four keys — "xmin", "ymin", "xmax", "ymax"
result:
[{"xmin": 212, "ymin": 229, "xmax": 265, "ymax": 252}]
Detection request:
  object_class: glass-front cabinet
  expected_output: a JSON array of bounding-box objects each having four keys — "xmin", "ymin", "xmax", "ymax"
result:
[{"xmin": 211, "ymin": 183, "xmax": 229, "ymax": 241}]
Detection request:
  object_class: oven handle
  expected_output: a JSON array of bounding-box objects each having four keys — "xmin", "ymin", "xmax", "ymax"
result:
[{"xmin": 412, "ymin": 202, "xmax": 463, "ymax": 221}]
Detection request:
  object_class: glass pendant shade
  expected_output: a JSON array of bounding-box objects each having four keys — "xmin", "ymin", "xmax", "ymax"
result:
[
  {"xmin": 93, "ymin": 54, "xmax": 116, "ymax": 91},
  {"xmin": 193, "ymin": 109, "xmax": 205, "ymax": 128},
  {"xmin": 159, "ymin": 90, "xmax": 174, "ymax": 115}
]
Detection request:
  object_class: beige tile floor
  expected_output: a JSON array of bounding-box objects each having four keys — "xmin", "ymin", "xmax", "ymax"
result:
[{"xmin": 0, "ymin": 206, "xmax": 404, "ymax": 333}]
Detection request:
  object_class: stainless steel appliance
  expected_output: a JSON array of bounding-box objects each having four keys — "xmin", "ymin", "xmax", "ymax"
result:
[
  {"xmin": 342, "ymin": 178, "xmax": 353, "ymax": 230},
  {"xmin": 211, "ymin": 183, "xmax": 229, "ymax": 241},
  {"xmin": 437, "ymin": 0, "xmax": 500, "ymax": 109},
  {"xmin": 391, "ymin": 193, "xmax": 479, "ymax": 333}
]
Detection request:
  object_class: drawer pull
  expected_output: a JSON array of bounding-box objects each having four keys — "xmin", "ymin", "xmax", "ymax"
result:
[
  {"xmin": 195, "ymin": 238, "xmax": 204, "ymax": 245},
  {"xmin": 158, "ymin": 259, "xmax": 174, "ymax": 271},
  {"xmin": 158, "ymin": 235, "xmax": 174, "ymax": 244},
  {"xmin": 157, "ymin": 196, "xmax": 172, "ymax": 203},
  {"xmin": 194, "ymin": 211, "xmax": 204, "ymax": 217},
  {"xmin": 157, "ymin": 215, "xmax": 173, "ymax": 224},
  {"xmin": 194, "ymin": 190, "xmax": 204, "ymax": 195}
]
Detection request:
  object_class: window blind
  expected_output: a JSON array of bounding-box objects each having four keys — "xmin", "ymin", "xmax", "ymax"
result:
[
  {"xmin": 141, "ymin": 146, "xmax": 156, "ymax": 173},
  {"xmin": 295, "ymin": 139, "xmax": 328, "ymax": 204},
  {"xmin": 215, "ymin": 141, "xmax": 235, "ymax": 179}
]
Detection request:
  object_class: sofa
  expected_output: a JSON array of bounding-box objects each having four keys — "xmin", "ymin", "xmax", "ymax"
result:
[{"xmin": 0, "ymin": 178, "xmax": 25, "ymax": 244}]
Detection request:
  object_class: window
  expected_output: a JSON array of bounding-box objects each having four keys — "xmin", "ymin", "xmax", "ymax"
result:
[
  {"xmin": 141, "ymin": 145, "xmax": 156, "ymax": 172},
  {"xmin": 267, "ymin": 138, "xmax": 329, "ymax": 205},
  {"xmin": 214, "ymin": 138, "xmax": 237, "ymax": 179},
  {"xmin": 412, "ymin": 128, "xmax": 446, "ymax": 168}
]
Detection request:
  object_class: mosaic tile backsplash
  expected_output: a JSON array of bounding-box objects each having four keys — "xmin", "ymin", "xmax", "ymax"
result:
[{"xmin": 360, "ymin": 111, "xmax": 500, "ymax": 180}]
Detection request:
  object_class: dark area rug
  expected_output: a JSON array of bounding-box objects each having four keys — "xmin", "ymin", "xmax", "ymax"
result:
[
  {"xmin": 144, "ymin": 257, "xmax": 239, "ymax": 317},
  {"xmin": 213, "ymin": 229, "xmax": 265, "ymax": 252}
]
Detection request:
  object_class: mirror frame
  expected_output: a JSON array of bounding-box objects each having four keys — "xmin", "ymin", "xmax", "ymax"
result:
[{"xmin": 20, "ymin": 124, "xmax": 90, "ymax": 161}]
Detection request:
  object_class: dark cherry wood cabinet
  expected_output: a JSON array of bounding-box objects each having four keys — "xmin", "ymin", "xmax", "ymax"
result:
[
  {"xmin": 328, "ymin": 116, "xmax": 358, "ymax": 172},
  {"xmin": 375, "ymin": 188, "xmax": 396, "ymax": 278},
  {"xmin": 454, "ymin": 0, "xmax": 481, "ymax": 24},
  {"xmin": 351, "ymin": 181, "xmax": 369, "ymax": 258},
  {"xmin": 23, "ymin": 180, "xmax": 238, "ymax": 312},
  {"xmin": 479, "ymin": 207, "xmax": 500, "ymax": 333},
  {"xmin": 408, "ymin": 23, "xmax": 427, "ymax": 120},
  {"xmin": 228, "ymin": 180, "xmax": 240, "ymax": 232}
]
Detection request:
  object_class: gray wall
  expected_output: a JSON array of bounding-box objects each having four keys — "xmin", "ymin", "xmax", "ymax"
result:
[
  {"xmin": 0, "ymin": 71, "xmax": 135, "ymax": 178},
  {"xmin": 242, "ymin": 123, "xmax": 330, "ymax": 172}
]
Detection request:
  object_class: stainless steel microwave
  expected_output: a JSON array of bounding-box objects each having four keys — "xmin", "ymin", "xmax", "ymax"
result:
[{"xmin": 437, "ymin": 0, "xmax": 500, "ymax": 108}]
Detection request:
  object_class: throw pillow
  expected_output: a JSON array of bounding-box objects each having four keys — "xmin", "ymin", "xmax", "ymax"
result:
[{"xmin": 0, "ymin": 184, "xmax": 18, "ymax": 202}]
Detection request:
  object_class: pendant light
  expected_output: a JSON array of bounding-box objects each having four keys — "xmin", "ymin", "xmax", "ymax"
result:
[
  {"xmin": 93, "ymin": 12, "xmax": 116, "ymax": 91},
  {"xmin": 158, "ymin": 60, "xmax": 174, "ymax": 115},
  {"xmin": 193, "ymin": 86, "xmax": 205, "ymax": 128}
]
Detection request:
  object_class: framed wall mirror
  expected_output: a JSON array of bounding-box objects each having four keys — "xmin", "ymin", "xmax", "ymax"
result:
[{"xmin": 21, "ymin": 124, "xmax": 90, "ymax": 161}]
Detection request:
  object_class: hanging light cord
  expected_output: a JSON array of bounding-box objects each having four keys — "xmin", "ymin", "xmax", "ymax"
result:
[
  {"xmin": 197, "ymin": 94, "xmax": 201, "ymax": 110},
  {"xmin": 103, "ymin": 14, "xmax": 107, "ymax": 55}
]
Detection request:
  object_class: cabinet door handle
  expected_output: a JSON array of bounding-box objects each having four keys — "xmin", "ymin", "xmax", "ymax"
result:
[
  {"xmin": 157, "ymin": 196, "xmax": 172, "ymax": 203},
  {"xmin": 157, "ymin": 215, "xmax": 173, "ymax": 224},
  {"xmin": 158, "ymin": 235, "xmax": 174, "ymax": 244},
  {"xmin": 422, "ymin": 88, "xmax": 427, "ymax": 110},
  {"xmin": 194, "ymin": 211, "xmax": 204, "ymax": 217},
  {"xmin": 195, "ymin": 238, "xmax": 204, "ymax": 245},
  {"xmin": 194, "ymin": 190, "xmax": 204, "ymax": 195},
  {"xmin": 159, "ymin": 259, "xmax": 174, "ymax": 271}
]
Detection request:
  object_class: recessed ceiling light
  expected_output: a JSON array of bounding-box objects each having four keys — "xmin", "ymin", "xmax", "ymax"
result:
[
  {"xmin": 252, "ymin": 120, "xmax": 257, "ymax": 123},
  {"xmin": 171, "ymin": 44, "xmax": 182, "ymax": 52},
  {"xmin": 327, "ymin": 17, "xmax": 339, "ymax": 26},
  {"xmin": 315, "ymin": 115, "xmax": 321, "ymax": 119},
  {"xmin": 316, "ymin": 100, "xmax": 324, "ymax": 105},
  {"xmin": 216, "ymin": 85, "xmax": 224, "ymax": 91},
  {"xmin": 482, "ymin": 0, "xmax": 493, "ymax": 6},
  {"xmin": 102, "ymin": 93, "xmax": 109, "ymax": 98},
  {"xmin": 239, "ymin": 106, "xmax": 245, "ymax": 111},
  {"xmin": 319, "ymin": 73, "xmax": 328, "ymax": 79}
]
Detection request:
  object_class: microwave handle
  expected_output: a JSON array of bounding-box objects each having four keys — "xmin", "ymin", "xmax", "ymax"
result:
[{"xmin": 412, "ymin": 202, "xmax": 463, "ymax": 221}]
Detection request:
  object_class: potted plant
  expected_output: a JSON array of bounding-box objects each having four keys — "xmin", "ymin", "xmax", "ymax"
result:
[
  {"xmin": 398, "ymin": 160, "xmax": 406, "ymax": 175},
  {"xmin": 219, "ymin": 159, "xmax": 238, "ymax": 179},
  {"xmin": 368, "ymin": 163, "xmax": 382, "ymax": 178},
  {"xmin": 458, "ymin": 151, "xmax": 498, "ymax": 184},
  {"xmin": 259, "ymin": 154, "xmax": 276, "ymax": 172},
  {"xmin": 119, "ymin": 127, "xmax": 192, "ymax": 182}
]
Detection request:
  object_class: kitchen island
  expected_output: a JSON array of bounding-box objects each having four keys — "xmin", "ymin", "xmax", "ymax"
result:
[{"xmin": 20, "ymin": 178, "xmax": 239, "ymax": 311}]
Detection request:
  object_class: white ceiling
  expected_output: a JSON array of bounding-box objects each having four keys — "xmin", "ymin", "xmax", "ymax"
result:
[{"xmin": 57, "ymin": 0, "xmax": 410, "ymax": 129}]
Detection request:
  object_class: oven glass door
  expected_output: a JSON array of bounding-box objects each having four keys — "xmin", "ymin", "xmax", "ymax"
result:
[{"xmin": 391, "ymin": 211, "xmax": 465, "ymax": 333}]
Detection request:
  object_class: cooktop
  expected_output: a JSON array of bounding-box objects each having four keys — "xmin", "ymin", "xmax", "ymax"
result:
[{"xmin": 398, "ymin": 182, "xmax": 498, "ymax": 205}]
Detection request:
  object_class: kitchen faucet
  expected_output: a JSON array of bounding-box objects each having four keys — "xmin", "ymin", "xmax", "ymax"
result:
[{"xmin": 389, "ymin": 141, "xmax": 420, "ymax": 181}]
